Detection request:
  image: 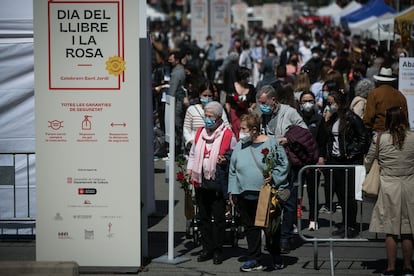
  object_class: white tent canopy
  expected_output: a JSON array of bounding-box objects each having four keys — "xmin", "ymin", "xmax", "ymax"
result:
[
  {"xmin": 332, "ymin": 1, "xmax": 362, "ymax": 26},
  {"xmin": 316, "ymin": 2, "xmax": 342, "ymax": 16},
  {"xmin": 363, "ymin": 6, "xmax": 414, "ymax": 41},
  {"xmin": 367, "ymin": 16, "xmax": 398, "ymax": 41},
  {"xmin": 0, "ymin": 0, "xmax": 35, "ymax": 226},
  {"xmin": 349, "ymin": 6, "xmax": 414, "ymax": 41},
  {"xmin": 348, "ymin": 13, "xmax": 395, "ymax": 37},
  {"xmin": 0, "ymin": 0, "xmax": 34, "ymax": 152},
  {"xmin": 0, "ymin": 0, "xmax": 33, "ymax": 38}
]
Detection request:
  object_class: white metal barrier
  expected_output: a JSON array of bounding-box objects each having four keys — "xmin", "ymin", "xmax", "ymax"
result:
[
  {"xmin": 296, "ymin": 164, "xmax": 374, "ymax": 276},
  {"xmin": 0, "ymin": 152, "xmax": 35, "ymax": 239}
]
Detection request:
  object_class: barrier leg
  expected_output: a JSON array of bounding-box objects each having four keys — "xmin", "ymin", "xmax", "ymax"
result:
[
  {"xmin": 313, "ymin": 240, "xmax": 318, "ymax": 270},
  {"xmin": 330, "ymin": 240, "xmax": 335, "ymax": 276}
]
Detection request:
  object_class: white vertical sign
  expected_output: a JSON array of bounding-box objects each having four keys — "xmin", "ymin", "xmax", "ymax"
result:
[
  {"xmin": 263, "ymin": 4, "xmax": 281, "ymax": 29},
  {"xmin": 280, "ymin": 4, "xmax": 293, "ymax": 23},
  {"xmin": 210, "ymin": 0, "xmax": 231, "ymax": 59},
  {"xmin": 232, "ymin": 2, "xmax": 248, "ymax": 31},
  {"xmin": 253, "ymin": 5, "xmax": 264, "ymax": 20},
  {"xmin": 191, "ymin": 0, "xmax": 208, "ymax": 48},
  {"xmin": 398, "ymin": 57, "xmax": 414, "ymax": 130},
  {"xmin": 34, "ymin": 0, "xmax": 141, "ymax": 267}
]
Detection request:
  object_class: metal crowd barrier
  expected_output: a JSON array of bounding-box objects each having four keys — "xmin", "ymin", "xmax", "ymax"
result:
[
  {"xmin": 296, "ymin": 164, "xmax": 375, "ymax": 276},
  {"xmin": 0, "ymin": 152, "xmax": 36, "ymax": 239}
]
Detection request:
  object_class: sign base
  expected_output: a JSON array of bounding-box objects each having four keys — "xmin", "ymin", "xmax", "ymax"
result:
[{"xmin": 152, "ymin": 255, "xmax": 191, "ymax": 265}]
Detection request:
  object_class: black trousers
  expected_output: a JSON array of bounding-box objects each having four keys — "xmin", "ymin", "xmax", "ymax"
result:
[
  {"xmin": 280, "ymin": 167, "xmax": 299, "ymax": 243},
  {"xmin": 326, "ymin": 158, "xmax": 358, "ymax": 228},
  {"xmin": 195, "ymin": 187, "xmax": 226, "ymax": 254},
  {"xmin": 175, "ymin": 98, "xmax": 185, "ymax": 155},
  {"xmin": 238, "ymin": 195, "xmax": 281, "ymax": 261},
  {"xmin": 304, "ymin": 168, "xmax": 321, "ymax": 221}
]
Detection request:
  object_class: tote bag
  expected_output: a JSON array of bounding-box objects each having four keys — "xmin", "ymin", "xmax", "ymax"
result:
[
  {"xmin": 254, "ymin": 184, "xmax": 272, "ymax": 228},
  {"xmin": 362, "ymin": 159, "xmax": 380, "ymax": 197},
  {"xmin": 362, "ymin": 133, "xmax": 381, "ymax": 198}
]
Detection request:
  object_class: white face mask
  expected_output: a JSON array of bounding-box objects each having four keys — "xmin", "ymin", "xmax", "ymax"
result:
[
  {"xmin": 329, "ymin": 104, "xmax": 338, "ymax": 114},
  {"xmin": 302, "ymin": 102, "xmax": 314, "ymax": 112},
  {"xmin": 239, "ymin": 132, "xmax": 251, "ymax": 143}
]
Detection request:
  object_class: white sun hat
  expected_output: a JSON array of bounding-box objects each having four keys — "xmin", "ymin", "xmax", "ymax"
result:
[{"xmin": 373, "ymin": 67, "xmax": 396, "ymax": 82}]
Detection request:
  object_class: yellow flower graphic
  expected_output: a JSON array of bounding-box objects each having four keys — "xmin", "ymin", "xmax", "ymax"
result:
[{"xmin": 105, "ymin": 56, "xmax": 126, "ymax": 76}]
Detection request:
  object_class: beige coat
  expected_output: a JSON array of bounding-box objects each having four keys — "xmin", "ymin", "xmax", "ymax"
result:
[
  {"xmin": 365, "ymin": 132, "xmax": 414, "ymax": 235},
  {"xmin": 350, "ymin": 96, "xmax": 366, "ymax": 119}
]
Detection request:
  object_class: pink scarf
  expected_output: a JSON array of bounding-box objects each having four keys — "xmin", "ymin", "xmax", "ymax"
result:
[{"xmin": 191, "ymin": 124, "xmax": 226, "ymax": 184}]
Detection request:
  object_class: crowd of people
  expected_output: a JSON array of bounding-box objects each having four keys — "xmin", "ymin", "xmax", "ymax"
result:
[{"xmin": 151, "ymin": 16, "xmax": 413, "ymax": 275}]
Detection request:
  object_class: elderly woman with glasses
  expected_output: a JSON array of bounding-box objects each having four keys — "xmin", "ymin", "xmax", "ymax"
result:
[{"xmin": 186, "ymin": 101, "xmax": 236, "ymax": 265}]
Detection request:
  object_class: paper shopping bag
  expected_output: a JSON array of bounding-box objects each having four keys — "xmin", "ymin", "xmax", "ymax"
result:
[
  {"xmin": 254, "ymin": 184, "xmax": 271, "ymax": 228},
  {"xmin": 184, "ymin": 190, "xmax": 195, "ymax": 219}
]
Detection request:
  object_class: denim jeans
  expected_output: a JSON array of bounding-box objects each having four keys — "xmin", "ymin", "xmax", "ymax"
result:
[{"xmin": 280, "ymin": 167, "xmax": 299, "ymax": 243}]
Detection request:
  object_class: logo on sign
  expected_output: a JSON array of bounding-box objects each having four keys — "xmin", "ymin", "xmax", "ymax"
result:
[
  {"xmin": 85, "ymin": 229, "xmax": 94, "ymax": 240},
  {"xmin": 57, "ymin": 231, "xmax": 72, "ymax": 239},
  {"xmin": 78, "ymin": 188, "xmax": 97, "ymax": 195}
]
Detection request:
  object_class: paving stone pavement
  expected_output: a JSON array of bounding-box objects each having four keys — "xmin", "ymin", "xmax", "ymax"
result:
[{"xmin": 1, "ymin": 160, "xmax": 412, "ymax": 275}]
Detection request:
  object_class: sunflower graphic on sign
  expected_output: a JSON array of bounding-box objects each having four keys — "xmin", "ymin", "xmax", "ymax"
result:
[{"xmin": 105, "ymin": 56, "xmax": 126, "ymax": 76}]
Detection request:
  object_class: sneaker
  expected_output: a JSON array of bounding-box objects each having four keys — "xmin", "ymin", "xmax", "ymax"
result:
[
  {"xmin": 319, "ymin": 205, "xmax": 332, "ymax": 214},
  {"xmin": 308, "ymin": 221, "xmax": 318, "ymax": 231},
  {"xmin": 381, "ymin": 269, "xmax": 395, "ymax": 276},
  {"xmin": 271, "ymin": 255, "xmax": 284, "ymax": 270},
  {"xmin": 197, "ymin": 251, "xmax": 213, "ymax": 262},
  {"xmin": 402, "ymin": 268, "xmax": 414, "ymax": 276},
  {"xmin": 240, "ymin": 260, "xmax": 263, "ymax": 272},
  {"xmin": 273, "ymin": 262, "xmax": 285, "ymax": 270},
  {"xmin": 292, "ymin": 224, "xmax": 298, "ymax": 234},
  {"xmin": 213, "ymin": 252, "xmax": 223, "ymax": 265},
  {"xmin": 161, "ymin": 153, "xmax": 170, "ymax": 161}
]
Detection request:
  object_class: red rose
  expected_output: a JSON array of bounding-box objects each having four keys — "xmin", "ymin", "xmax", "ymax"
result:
[
  {"xmin": 176, "ymin": 172, "xmax": 185, "ymax": 181},
  {"xmin": 233, "ymin": 94, "xmax": 239, "ymax": 102},
  {"xmin": 261, "ymin": 148, "xmax": 269, "ymax": 155}
]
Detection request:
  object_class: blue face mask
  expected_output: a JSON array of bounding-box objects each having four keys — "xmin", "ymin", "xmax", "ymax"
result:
[
  {"xmin": 204, "ymin": 117, "xmax": 216, "ymax": 129},
  {"xmin": 260, "ymin": 104, "xmax": 272, "ymax": 114},
  {"xmin": 323, "ymin": 92, "xmax": 329, "ymax": 100},
  {"xmin": 200, "ymin": 97, "xmax": 212, "ymax": 105},
  {"xmin": 329, "ymin": 104, "xmax": 338, "ymax": 114}
]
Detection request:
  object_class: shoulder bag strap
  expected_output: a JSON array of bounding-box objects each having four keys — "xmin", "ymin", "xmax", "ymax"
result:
[
  {"xmin": 194, "ymin": 105, "xmax": 204, "ymax": 118},
  {"xmin": 249, "ymin": 146, "xmax": 264, "ymax": 173},
  {"xmin": 375, "ymin": 132, "xmax": 382, "ymax": 159}
]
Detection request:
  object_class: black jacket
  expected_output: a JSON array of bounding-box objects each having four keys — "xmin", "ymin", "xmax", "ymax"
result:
[
  {"xmin": 302, "ymin": 111, "xmax": 328, "ymax": 159},
  {"xmin": 326, "ymin": 110, "xmax": 370, "ymax": 163}
]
